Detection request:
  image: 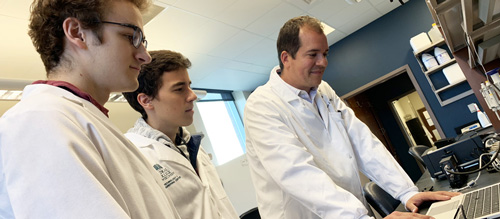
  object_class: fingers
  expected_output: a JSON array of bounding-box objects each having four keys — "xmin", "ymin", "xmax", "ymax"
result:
[
  {"xmin": 412, "ymin": 207, "xmax": 419, "ymax": 213},
  {"xmin": 435, "ymin": 191, "xmax": 461, "ymax": 197},
  {"xmin": 426, "ymin": 191, "xmax": 460, "ymax": 201},
  {"xmin": 384, "ymin": 211, "xmax": 435, "ymax": 219}
]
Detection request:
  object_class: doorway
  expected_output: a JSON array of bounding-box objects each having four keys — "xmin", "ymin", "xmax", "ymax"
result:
[
  {"xmin": 391, "ymin": 91, "xmax": 441, "ymax": 148},
  {"xmin": 341, "ymin": 65, "xmax": 441, "ymax": 181}
]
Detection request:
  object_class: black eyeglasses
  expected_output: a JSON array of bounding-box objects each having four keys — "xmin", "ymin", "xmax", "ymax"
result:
[{"xmin": 100, "ymin": 21, "xmax": 147, "ymax": 49}]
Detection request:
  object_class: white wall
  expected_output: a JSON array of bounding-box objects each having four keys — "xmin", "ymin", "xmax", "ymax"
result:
[
  {"xmin": 215, "ymin": 154, "xmax": 257, "ymax": 215},
  {"xmin": 0, "ymin": 100, "xmax": 18, "ymax": 116},
  {"xmin": 106, "ymin": 102, "xmax": 141, "ymax": 132}
]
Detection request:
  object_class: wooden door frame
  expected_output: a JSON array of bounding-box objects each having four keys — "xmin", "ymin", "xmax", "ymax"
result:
[
  {"xmin": 416, "ymin": 107, "xmax": 437, "ymax": 142},
  {"xmin": 340, "ymin": 65, "xmax": 445, "ymax": 138}
]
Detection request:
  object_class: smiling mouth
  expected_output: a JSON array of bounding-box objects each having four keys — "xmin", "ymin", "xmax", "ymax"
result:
[
  {"xmin": 130, "ymin": 66, "xmax": 140, "ymax": 71},
  {"xmin": 311, "ymin": 68, "xmax": 325, "ymax": 74}
]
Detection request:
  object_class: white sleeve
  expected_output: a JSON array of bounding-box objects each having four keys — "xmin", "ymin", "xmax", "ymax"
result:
[
  {"xmin": 245, "ymin": 96, "xmax": 374, "ymax": 218},
  {"xmin": 0, "ymin": 110, "xmax": 130, "ymax": 218},
  {"xmin": 320, "ymin": 83, "xmax": 419, "ymax": 205}
]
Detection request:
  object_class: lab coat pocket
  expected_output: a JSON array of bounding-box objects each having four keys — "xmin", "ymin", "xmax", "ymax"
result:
[
  {"xmin": 199, "ymin": 157, "xmax": 228, "ymax": 200},
  {"xmin": 328, "ymin": 111, "xmax": 351, "ymax": 145},
  {"xmin": 329, "ymin": 111, "xmax": 347, "ymax": 130}
]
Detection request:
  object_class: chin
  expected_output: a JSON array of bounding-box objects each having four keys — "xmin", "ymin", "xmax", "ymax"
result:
[
  {"xmin": 184, "ymin": 118, "xmax": 194, "ymax": 126},
  {"xmin": 122, "ymin": 81, "xmax": 139, "ymax": 92}
]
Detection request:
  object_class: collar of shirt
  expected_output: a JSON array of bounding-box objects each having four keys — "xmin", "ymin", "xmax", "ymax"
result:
[
  {"xmin": 32, "ymin": 80, "xmax": 109, "ymax": 117},
  {"xmin": 277, "ymin": 74, "xmax": 318, "ymax": 103}
]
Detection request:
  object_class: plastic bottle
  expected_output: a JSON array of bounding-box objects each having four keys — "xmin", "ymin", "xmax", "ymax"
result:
[
  {"xmin": 421, "ymin": 53, "xmax": 438, "ymax": 71},
  {"xmin": 428, "ymin": 23, "xmax": 444, "ymax": 43},
  {"xmin": 474, "ymin": 104, "xmax": 492, "ymax": 128},
  {"xmin": 434, "ymin": 47, "xmax": 451, "ymax": 65}
]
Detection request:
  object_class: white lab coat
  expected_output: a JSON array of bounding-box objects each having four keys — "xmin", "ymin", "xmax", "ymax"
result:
[
  {"xmin": 125, "ymin": 120, "xmax": 239, "ymax": 219},
  {"xmin": 0, "ymin": 84, "xmax": 180, "ymax": 218},
  {"xmin": 244, "ymin": 68, "xmax": 418, "ymax": 219}
]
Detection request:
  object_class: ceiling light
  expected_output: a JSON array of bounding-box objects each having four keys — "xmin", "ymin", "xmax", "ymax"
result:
[
  {"xmin": 107, "ymin": 93, "xmax": 128, "ymax": 103},
  {"xmin": 321, "ymin": 22, "xmax": 335, "ymax": 35},
  {"xmin": 345, "ymin": 0, "xmax": 362, "ymax": 4},
  {"xmin": 301, "ymin": 0, "xmax": 317, "ymax": 5},
  {"xmin": 115, "ymin": 95, "xmax": 127, "ymax": 102},
  {"xmin": 194, "ymin": 90, "xmax": 207, "ymax": 100},
  {"xmin": 1, "ymin": 90, "xmax": 22, "ymax": 100}
]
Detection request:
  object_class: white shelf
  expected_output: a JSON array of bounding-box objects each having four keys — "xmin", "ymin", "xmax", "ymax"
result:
[
  {"xmin": 424, "ymin": 58, "xmax": 456, "ymax": 75},
  {"xmin": 435, "ymin": 78, "xmax": 467, "ymax": 93},
  {"xmin": 413, "ymin": 39, "xmax": 446, "ymax": 56},
  {"xmin": 440, "ymin": 90, "xmax": 475, "ymax": 106}
]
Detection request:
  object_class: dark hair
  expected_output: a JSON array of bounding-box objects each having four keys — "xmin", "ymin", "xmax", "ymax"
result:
[
  {"xmin": 276, "ymin": 15, "xmax": 324, "ymax": 70},
  {"xmin": 123, "ymin": 50, "xmax": 192, "ymax": 120},
  {"xmin": 28, "ymin": 0, "xmax": 151, "ymax": 74}
]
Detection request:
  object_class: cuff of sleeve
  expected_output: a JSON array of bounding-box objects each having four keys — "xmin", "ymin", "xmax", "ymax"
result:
[{"xmin": 399, "ymin": 187, "xmax": 419, "ymax": 211}]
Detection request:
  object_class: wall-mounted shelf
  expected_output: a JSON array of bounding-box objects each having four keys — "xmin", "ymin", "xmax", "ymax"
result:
[
  {"xmin": 413, "ymin": 38, "xmax": 474, "ymax": 106},
  {"xmin": 425, "ymin": 58, "xmax": 456, "ymax": 75},
  {"xmin": 435, "ymin": 78, "xmax": 468, "ymax": 93}
]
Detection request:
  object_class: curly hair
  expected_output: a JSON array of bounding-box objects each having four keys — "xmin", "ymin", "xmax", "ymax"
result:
[
  {"xmin": 123, "ymin": 50, "xmax": 192, "ymax": 120},
  {"xmin": 277, "ymin": 15, "xmax": 324, "ymax": 70},
  {"xmin": 28, "ymin": 0, "xmax": 151, "ymax": 74}
]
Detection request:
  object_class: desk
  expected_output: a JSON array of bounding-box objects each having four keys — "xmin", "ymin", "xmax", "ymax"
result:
[{"xmin": 404, "ymin": 169, "xmax": 500, "ymax": 215}]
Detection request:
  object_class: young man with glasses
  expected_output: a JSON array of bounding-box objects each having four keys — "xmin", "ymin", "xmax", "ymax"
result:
[
  {"xmin": 0, "ymin": 0, "xmax": 180, "ymax": 218},
  {"xmin": 123, "ymin": 50, "xmax": 239, "ymax": 219}
]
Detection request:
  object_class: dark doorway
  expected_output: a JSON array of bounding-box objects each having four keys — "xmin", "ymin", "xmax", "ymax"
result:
[{"xmin": 343, "ymin": 70, "xmax": 426, "ymax": 181}]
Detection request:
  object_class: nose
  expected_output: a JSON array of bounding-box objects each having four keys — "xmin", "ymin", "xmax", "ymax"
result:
[
  {"xmin": 187, "ymin": 88, "xmax": 197, "ymax": 102},
  {"xmin": 136, "ymin": 45, "xmax": 152, "ymax": 64},
  {"xmin": 317, "ymin": 54, "xmax": 328, "ymax": 67}
]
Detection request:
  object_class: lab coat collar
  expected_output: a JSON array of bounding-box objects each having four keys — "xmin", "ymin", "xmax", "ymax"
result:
[
  {"xmin": 127, "ymin": 118, "xmax": 202, "ymax": 172},
  {"xmin": 268, "ymin": 66, "xmax": 319, "ymax": 103},
  {"xmin": 127, "ymin": 118, "xmax": 191, "ymax": 149},
  {"xmin": 22, "ymin": 84, "xmax": 110, "ymax": 120}
]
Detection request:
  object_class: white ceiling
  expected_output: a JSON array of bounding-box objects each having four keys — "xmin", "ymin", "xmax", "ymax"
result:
[{"xmin": 0, "ymin": 0, "xmax": 405, "ymax": 92}]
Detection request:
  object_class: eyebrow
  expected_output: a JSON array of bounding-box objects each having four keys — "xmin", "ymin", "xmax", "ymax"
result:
[
  {"xmin": 306, "ymin": 49, "xmax": 329, "ymax": 53},
  {"xmin": 170, "ymin": 81, "xmax": 192, "ymax": 88}
]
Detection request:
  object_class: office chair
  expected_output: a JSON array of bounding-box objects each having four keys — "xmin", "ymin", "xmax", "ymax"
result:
[
  {"xmin": 408, "ymin": 145, "xmax": 430, "ymax": 168},
  {"xmin": 363, "ymin": 181, "xmax": 400, "ymax": 218},
  {"xmin": 239, "ymin": 207, "xmax": 260, "ymax": 219}
]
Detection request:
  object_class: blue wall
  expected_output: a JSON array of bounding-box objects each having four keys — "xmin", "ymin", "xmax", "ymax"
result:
[{"xmin": 324, "ymin": 0, "xmax": 481, "ymax": 138}]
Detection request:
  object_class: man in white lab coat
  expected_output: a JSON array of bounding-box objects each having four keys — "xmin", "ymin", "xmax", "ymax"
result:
[
  {"xmin": 0, "ymin": 0, "xmax": 181, "ymax": 218},
  {"xmin": 123, "ymin": 50, "xmax": 239, "ymax": 219},
  {"xmin": 244, "ymin": 15, "xmax": 459, "ymax": 219}
]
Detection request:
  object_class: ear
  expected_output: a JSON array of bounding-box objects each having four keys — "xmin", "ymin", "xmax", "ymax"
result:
[
  {"xmin": 62, "ymin": 17, "xmax": 88, "ymax": 49},
  {"xmin": 280, "ymin": 51, "xmax": 289, "ymax": 66},
  {"xmin": 137, "ymin": 93, "xmax": 154, "ymax": 110}
]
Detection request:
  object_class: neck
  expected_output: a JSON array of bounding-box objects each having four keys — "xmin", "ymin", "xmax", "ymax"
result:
[
  {"xmin": 146, "ymin": 118, "xmax": 179, "ymax": 143},
  {"xmin": 48, "ymin": 69, "xmax": 110, "ymax": 106},
  {"xmin": 280, "ymin": 72, "xmax": 313, "ymax": 92}
]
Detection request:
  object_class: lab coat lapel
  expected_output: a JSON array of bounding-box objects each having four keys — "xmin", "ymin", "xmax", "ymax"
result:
[
  {"xmin": 269, "ymin": 72, "xmax": 328, "ymax": 130},
  {"xmin": 316, "ymin": 93, "xmax": 330, "ymax": 129}
]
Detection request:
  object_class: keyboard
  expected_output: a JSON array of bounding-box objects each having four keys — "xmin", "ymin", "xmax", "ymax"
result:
[{"xmin": 456, "ymin": 184, "xmax": 500, "ymax": 219}]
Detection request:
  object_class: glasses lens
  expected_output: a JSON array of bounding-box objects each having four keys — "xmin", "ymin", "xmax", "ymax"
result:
[{"xmin": 133, "ymin": 29, "xmax": 142, "ymax": 48}]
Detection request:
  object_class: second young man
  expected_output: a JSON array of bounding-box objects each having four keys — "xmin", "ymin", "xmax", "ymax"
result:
[{"xmin": 123, "ymin": 50, "xmax": 239, "ymax": 219}]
